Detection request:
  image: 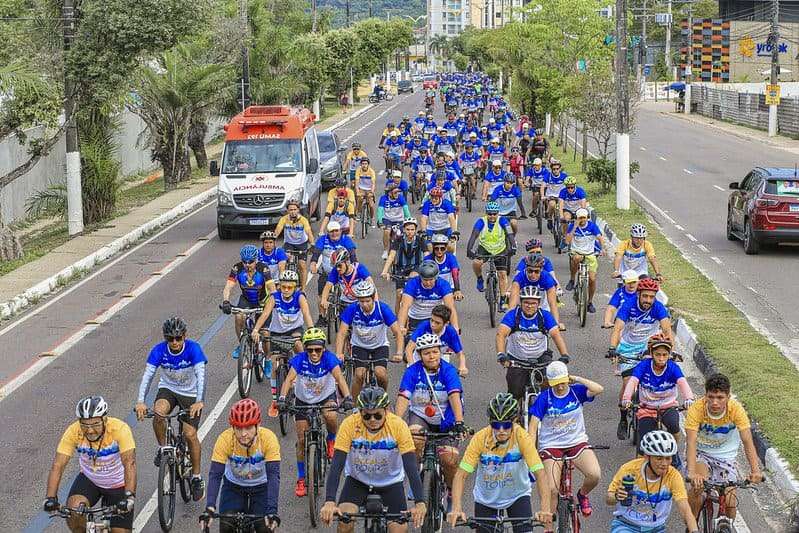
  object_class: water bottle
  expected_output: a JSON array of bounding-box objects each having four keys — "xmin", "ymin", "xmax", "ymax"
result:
[{"xmin": 621, "ymin": 474, "xmax": 635, "ymax": 507}]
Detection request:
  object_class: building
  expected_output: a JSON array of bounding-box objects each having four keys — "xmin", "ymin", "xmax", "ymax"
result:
[
  {"xmin": 449, "ymin": 0, "xmax": 527, "ymax": 30},
  {"xmin": 719, "ymin": 0, "xmax": 799, "ymax": 23},
  {"xmin": 428, "ymin": 0, "xmax": 467, "ymax": 36},
  {"xmin": 680, "ymin": 18, "xmax": 731, "ymax": 82}
]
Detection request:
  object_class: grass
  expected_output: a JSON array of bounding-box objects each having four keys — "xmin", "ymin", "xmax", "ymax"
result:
[
  {"xmin": 0, "ymin": 223, "xmax": 70, "ymax": 276},
  {"xmin": 551, "ymin": 142, "xmax": 799, "ymax": 475}
]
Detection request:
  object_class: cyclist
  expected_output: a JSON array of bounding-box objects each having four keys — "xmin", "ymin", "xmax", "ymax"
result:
[
  {"xmin": 609, "ymin": 277, "xmax": 672, "ymax": 440},
  {"xmin": 397, "ymin": 260, "xmax": 460, "ymax": 336},
  {"xmin": 490, "ymin": 173, "xmax": 526, "ymax": 234},
  {"xmin": 528, "ymin": 128, "xmax": 549, "ymax": 163},
  {"xmin": 497, "ymin": 286, "xmax": 569, "ymax": 402},
  {"xmin": 424, "ymin": 233, "xmax": 463, "ymax": 301},
  {"xmin": 508, "ymin": 146, "xmax": 525, "ymax": 185},
  {"xmin": 353, "ymin": 156, "xmax": 377, "ymax": 226},
  {"xmin": 309, "ymin": 220, "xmax": 357, "ymax": 299},
  {"xmin": 442, "ymin": 113, "xmax": 460, "ymax": 146},
  {"xmin": 414, "ymin": 110, "xmax": 427, "ymax": 129},
  {"xmin": 44, "ymin": 396, "xmax": 136, "ymax": 533},
  {"xmin": 275, "ymin": 198, "xmax": 314, "ymax": 287},
  {"xmin": 542, "ymin": 159, "xmax": 567, "ymax": 226},
  {"xmin": 613, "ymin": 224, "xmax": 663, "ymax": 282},
  {"xmin": 468, "ymin": 130, "xmax": 484, "ymax": 152},
  {"xmin": 603, "ymin": 270, "xmax": 640, "ymax": 329},
  {"xmin": 558, "ymin": 176, "xmax": 587, "ymax": 240},
  {"xmin": 621, "ymin": 334, "xmax": 695, "ymax": 467},
  {"xmin": 515, "ymin": 239, "xmax": 559, "ymax": 288},
  {"xmin": 564, "ymin": 208, "xmax": 605, "ymax": 313},
  {"xmin": 277, "ymin": 328, "xmax": 353, "ymax": 496},
  {"xmin": 343, "ymin": 142, "xmax": 368, "ymax": 187},
  {"xmin": 221, "ymin": 244, "xmax": 275, "ymax": 359},
  {"xmin": 251, "ymin": 269, "xmax": 314, "ymax": 414},
  {"xmin": 459, "ymin": 141, "xmax": 481, "ymax": 197},
  {"xmin": 204, "ymin": 399, "xmax": 281, "ymax": 533},
  {"xmin": 135, "ymin": 317, "xmax": 206, "ymax": 501},
  {"xmin": 395, "ymin": 333, "xmax": 467, "ymax": 497},
  {"xmin": 320, "ymin": 188, "xmax": 356, "ymax": 237},
  {"xmin": 448, "ymin": 393, "xmax": 554, "ymax": 532},
  {"xmin": 420, "ymin": 186, "xmax": 457, "ymax": 244},
  {"xmin": 508, "ymin": 253, "xmax": 563, "ymax": 329},
  {"xmin": 526, "ymin": 157, "xmax": 551, "ymax": 218},
  {"xmin": 685, "ymin": 373, "xmax": 764, "ymax": 520},
  {"xmin": 320, "ymin": 249, "xmax": 374, "ymax": 324},
  {"xmin": 320, "ymin": 387, "xmax": 427, "ymax": 532},
  {"xmin": 466, "ymin": 201, "xmax": 516, "ymax": 308},
  {"xmin": 378, "ymin": 121, "xmax": 394, "ymax": 149},
  {"xmin": 607, "ymin": 431, "xmax": 699, "ymax": 533},
  {"xmin": 529, "ymin": 361, "xmax": 603, "ymax": 521},
  {"xmin": 258, "ymin": 230, "xmax": 288, "ymax": 281},
  {"xmin": 337, "ymin": 279, "xmax": 403, "ymax": 398},
  {"xmin": 326, "ymin": 176, "xmax": 357, "ymax": 216},
  {"xmin": 377, "ymin": 183, "xmax": 411, "ymax": 260},
  {"xmin": 426, "ymin": 170, "xmax": 458, "ymax": 208},
  {"xmin": 406, "ymin": 304, "xmax": 467, "ymax": 376},
  {"xmin": 422, "ymin": 113, "xmax": 438, "ymax": 137},
  {"xmin": 381, "ymin": 217, "xmax": 426, "ymax": 311},
  {"xmin": 482, "ymin": 159, "xmax": 507, "ymax": 201}
]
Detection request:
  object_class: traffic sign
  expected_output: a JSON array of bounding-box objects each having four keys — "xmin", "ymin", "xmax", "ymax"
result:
[{"xmin": 766, "ymin": 84, "xmax": 781, "ymax": 105}]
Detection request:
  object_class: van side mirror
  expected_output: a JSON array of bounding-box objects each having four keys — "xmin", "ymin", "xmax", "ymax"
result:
[
  {"xmin": 307, "ymin": 158, "xmax": 319, "ymax": 174},
  {"xmin": 337, "ymin": 146, "xmax": 346, "ymax": 153},
  {"xmin": 728, "ymin": 182, "xmax": 739, "ymax": 190},
  {"xmin": 209, "ymin": 160, "xmax": 219, "ymax": 177}
]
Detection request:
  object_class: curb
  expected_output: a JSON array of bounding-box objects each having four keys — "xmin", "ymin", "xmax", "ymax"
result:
[
  {"xmin": 326, "ymin": 103, "xmax": 376, "ymax": 132},
  {"xmin": 595, "ymin": 213, "xmax": 799, "ymax": 502}
]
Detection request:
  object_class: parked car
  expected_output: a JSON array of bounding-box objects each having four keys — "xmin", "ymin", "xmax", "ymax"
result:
[
  {"xmin": 412, "ymin": 73, "xmax": 424, "ymax": 82},
  {"xmin": 397, "ymin": 80, "xmax": 414, "ymax": 94},
  {"xmin": 318, "ymin": 130, "xmax": 345, "ymax": 189},
  {"xmin": 727, "ymin": 167, "xmax": 799, "ymax": 254},
  {"xmin": 422, "ymin": 75, "xmax": 438, "ymax": 90}
]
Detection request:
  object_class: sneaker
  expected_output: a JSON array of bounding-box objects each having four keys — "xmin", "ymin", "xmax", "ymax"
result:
[
  {"xmin": 154, "ymin": 449, "xmax": 162, "ymax": 468},
  {"xmin": 268, "ymin": 400, "xmax": 279, "ymax": 418},
  {"xmin": 547, "ymin": 219, "xmax": 553, "ymax": 230},
  {"xmin": 565, "ymin": 280, "xmax": 575, "ymax": 291},
  {"xmin": 587, "ymin": 303, "xmax": 596, "ymax": 313},
  {"xmin": 263, "ymin": 358, "xmax": 273, "ymax": 378},
  {"xmin": 559, "ymin": 240, "xmax": 568, "ymax": 251},
  {"xmin": 190, "ymin": 476, "xmax": 206, "ymax": 502},
  {"xmin": 476, "ymin": 278, "xmax": 484, "ymax": 292},
  {"xmin": 617, "ymin": 417, "xmax": 629, "ymax": 441},
  {"xmin": 326, "ymin": 439, "xmax": 335, "ymax": 460},
  {"xmin": 381, "ymin": 250, "xmax": 388, "ymax": 260},
  {"xmin": 577, "ymin": 491, "xmax": 592, "ymax": 517},
  {"xmin": 232, "ymin": 346, "xmax": 240, "ymax": 359},
  {"xmin": 295, "ymin": 478, "xmax": 307, "ymax": 497}
]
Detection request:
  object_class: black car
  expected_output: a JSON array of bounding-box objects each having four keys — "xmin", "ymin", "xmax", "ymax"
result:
[
  {"xmin": 397, "ymin": 80, "xmax": 414, "ymax": 94},
  {"xmin": 318, "ymin": 130, "xmax": 345, "ymax": 188}
]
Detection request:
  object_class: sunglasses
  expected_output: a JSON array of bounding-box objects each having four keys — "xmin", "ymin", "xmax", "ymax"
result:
[
  {"xmin": 526, "ymin": 268, "xmax": 542, "ymax": 274},
  {"xmin": 566, "ymin": 185, "xmax": 576, "ymax": 189},
  {"xmin": 361, "ymin": 412, "xmax": 384, "ymax": 421},
  {"xmin": 306, "ymin": 347, "xmax": 324, "ymax": 354},
  {"xmin": 490, "ymin": 421, "xmax": 513, "ymax": 430},
  {"xmin": 165, "ymin": 335, "xmax": 184, "ymax": 342},
  {"xmin": 243, "ymin": 259, "xmax": 256, "ymax": 265},
  {"xmin": 433, "ymin": 245, "xmax": 447, "ymax": 250}
]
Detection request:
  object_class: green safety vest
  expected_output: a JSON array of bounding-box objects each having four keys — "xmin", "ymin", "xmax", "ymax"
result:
[{"xmin": 479, "ymin": 216, "xmax": 507, "ymax": 255}]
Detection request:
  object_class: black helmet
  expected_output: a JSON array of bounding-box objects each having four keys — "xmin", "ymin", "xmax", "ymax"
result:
[
  {"xmin": 487, "ymin": 392, "xmax": 518, "ymax": 422},
  {"xmin": 418, "ymin": 260, "xmax": 439, "ymax": 279},
  {"xmin": 163, "ymin": 316, "xmax": 187, "ymax": 338},
  {"xmin": 357, "ymin": 386, "xmax": 390, "ymax": 410}
]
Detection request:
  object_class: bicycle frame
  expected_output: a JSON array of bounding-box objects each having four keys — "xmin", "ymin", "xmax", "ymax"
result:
[
  {"xmin": 506, "ymin": 358, "xmax": 548, "ymax": 431},
  {"xmin": 552, "ymin": 445, "xmax": 608, "ymax": 533},
  {"xmin": 337, "ymin": 493, "xmax": 410, "ymax": 533},
  {"xmin": 476, "ymin": 254, "xmax": 500, "ymax": 328},
  {"xmin": 200, "ymin": 509, "xmax": 273, "ymax": 533},
  {"xmin": 699, "ymin": 481, "xmax": 753, "ymax": 533}
]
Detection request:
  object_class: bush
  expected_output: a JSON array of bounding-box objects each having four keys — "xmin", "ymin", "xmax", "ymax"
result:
[{"xmin": 586, "ymin": 157, "xmax": 640, "ymax": 194}]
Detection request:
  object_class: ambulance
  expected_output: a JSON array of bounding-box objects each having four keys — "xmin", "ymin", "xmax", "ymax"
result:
[{"xmin": 210, "ymin": 105, "xmax": 323, "ymax": 239}]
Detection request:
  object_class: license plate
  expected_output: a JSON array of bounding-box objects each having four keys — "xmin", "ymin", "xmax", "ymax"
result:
[
  {"xmin": 790, "ymin": 204, "xmax": 799, "ymax": 212},
  {"xmin": 249, "ymin": 218, "xmax": 269, "ymax": 225}
]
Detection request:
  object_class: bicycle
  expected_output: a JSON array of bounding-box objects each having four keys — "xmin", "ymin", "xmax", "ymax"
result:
[
  {"xmin": 51, "ymin": 504, "xmax": 121, "ymax": 533},
  {"xmin": 697, "ymin": 480, "xmax": 755, "ymax": 533},
  {"xmin": 414, "ymin": 426, "xmax": 474, "ymax": 533},
  {"xmin": 503, "ymin": 355, "xmax": 550, "ymax": 431},
  {"xmin": 336, "ymin": 493, "xmax": 411, "ymax": 533},
  {"xmin": 475, "ymin": 254, "xmax": 501, "ymax": 328},
  {"xmin": 200, "ymin": 509, "xmax": 278, "ymax": 533},
  {"xmin": 573, "ymin": 257, "xmax": 589, "ymax": 328},
  {"xmin": 264, "ymin": 334, "xmax": 299, "ymax": 436},
  {"xmin": 551, "ymin": 445, "xmax": 609, "ymax": 533},
  {"xmin": 285, "ymin": 249, "xmax": 300, "ymax": 276},
  {"xmin": 144, "ymin": 409, "xmax": 193, "ymax": 531},
  {"xmin": 324, "ymin": 283, "xmax": 343, "ymax": 341},
  {"xmin": 286, "ymin": 403, "xmax": 345, "ymax": 527},
  {"xmin": 454, "ymin": 515, "xmax": 551, "ymax": 531},
  {"xmin": 462, "ymin": 165, "xmax": 476, "ymax": 212},
  {"xmin": 360, "ymin": 192, "xmax": 373, "ymax": 239},
  {"xmin": 547, "ymin": 209, "xmax": 563, "ymax": 253},
  {"xmin": 531, "ymin": 191, "xmax": 544, "ymax": 235},
  {"xmin": 224, "ymin": 305, "xmax": 265, "ymax": 399}
]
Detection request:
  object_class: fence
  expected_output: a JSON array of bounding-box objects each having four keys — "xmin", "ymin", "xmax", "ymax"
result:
[{"xmin": 689, "ymin": 85, "xmax": 799, "ymax": 137}]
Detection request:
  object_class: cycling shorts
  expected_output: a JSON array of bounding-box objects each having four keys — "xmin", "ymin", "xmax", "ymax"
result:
[
  {"xmin": 407, "ymin": 413, "xmax": 457, "ymax": 448},
  {"xmin": 697, "ymin": 451, "xmax": 738, "ymax": 484},
  {"xmin": 636, "ymin": 409, "xmax": 680, "ymax": 452},
  {"xmin": 474, "ymin": 495, "xmax": 533, "ymax": 533},
  {"xmin": 539, "ymin": 442, "xmax": 590, "ymax": 462},
  {"xmin": 351, "ymin": 345, "xmax": 389, "ymax": 369},
  {"xmin": 68, "ymin": 473, "xmax": 133, "ymax": 529},
  {"xmin": 293, "ymin": 393, "xmax": 337, "ymax": 422},
  {"xmin": 219, "ymin": 479, "xmax": 272, "ymax": 533},
  {"xmin": 155, "ymin": 388, "xmax": 201, "ymax": 429},
  {"xmin": 284, "ymin": 242, "xmax": 309, "ymax": 261},
  {"xmin": 569, "ymin": 253, "xmax": 598, "ymax": 274},
  {"xmin": 338, "ymin": 477, "xmax": 407, "ymax": 517},
  {"xmin": 477, "ymin": 244, "xmax": 509, "ymax": 272},
  {"xmin": 236, "ymin": 295, "xmax": 262, "ymax": 310},
  {"xmin": 610, "ymin": 518, "xmax": 666, "ymax": 533}
]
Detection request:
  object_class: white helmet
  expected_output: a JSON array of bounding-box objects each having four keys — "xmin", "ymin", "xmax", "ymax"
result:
[
  {"xmin": 630, "ymin": 223, "xmax": 647, "ymax": 238},
  {"xmin": 392, "ymin": 169, "xmax": 402, "ymax": 177},
  {"xmin": 415, "ymin": 333, "xmax": 443, "ymax": 351},
  {"xmin": 403, "ymin": 217, "xmax": 418, "ymax": 227},
  {"xmin": 279, "ymin": 270, "xmax": 299, "ymax": 283},
  {"xmin": 327, "ymin": 220, "xmax": 342, "ymax": 232},
  {"xmin": 639, "ymin": 430, "xmax": 678, "ymax": 457},
  {"xmin": 430, "ymin": 233, "xmax": 449, "ymax": 245},
  {"xmin": 76, "ymin": 395, "xmax": 108, "ymax": 419},
  {"xmin": 575, "ymin": 208, "xmax": 590, "ymax": 219},
  {"xmin": 353, "ymin": 279, "xmax": 376, "ymax": 298},
  {"xmin": 533, "ymin": 157, "xmax": 543, "ymax": 166},
  {"xmin": 519, "ymin": 285, "xmax": 543, "ymax": 300}
]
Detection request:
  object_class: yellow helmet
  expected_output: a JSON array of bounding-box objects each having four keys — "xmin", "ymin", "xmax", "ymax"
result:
[{"xmin": 302, "ymin": 327, "xmax": 327, "ymax": 347}]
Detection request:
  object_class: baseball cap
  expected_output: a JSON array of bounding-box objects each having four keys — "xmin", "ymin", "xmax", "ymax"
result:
[
  {"xmin": 327, "ymin": 221, "xmax": 341, "ymax": 231},
  {"xmin": 576, "ymin": 208, "xmax": 589, "ymax": 219},
  {"xmin": 546, "ymin": 361, "xmax": 569, "ymax": 386},
  {"xmin": 622, "ymin": 270, "xmax": 639, "ymax": 283}
]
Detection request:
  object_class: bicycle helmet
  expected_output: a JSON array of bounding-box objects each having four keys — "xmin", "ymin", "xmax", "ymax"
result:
[
  {"xmin": 390, "ymin": 130, "xmax": 399, "ymax": 137},
  {"xmin": 485, "ymin": 201, "xmax": 500, "ymax": 214},
  {"xmin": 564, "ymin": 176, "xmax": 578, "ymax": 186},
  {"xmin": 550, "ymin": 158, "xmax": 561, "ymax": 167},
  {"xmin": 491, "ymin": 159, "xmax": 502, "ymax": 167},
  {"xmin": 637, "ymin": 277, "xmax": 660, "ymax": 293},
  {"xmin": 430, "ymin": 187, "xmax": 444, "ymax": 199},
  {"xmin": 279, "ymin": 270, "xmax": 299, "ymax": 283},
  {"xmin": 487, "ymin": 392, "xmax": 518, "ymax": 421},
  {"xmin": 630, "ymin": 223, "xmax": 648, "ymax": 239},
  {"xmin": 286, "ymin": 198, "xmax": 300, "ymax": 208},
  {"xmin": 352, "ymin": 142, "xmax": 362, "ymax": 149},
  {"xmin": 260, "ymin": 230, "xmax": 277, "ymax": 241},
  {"xmin": 524, "ymin": 252, "xmax": 545, "ymax": 268},
  {"xmin": 386, "ymin": 183, "xmax": 399, "ymax": 193},
  {"xmin": 76, "ymin": 395, "xmax": 108, "ymax": 419},
  {"xmin": 418, "ymin": 260, "xmax": 439, "ymax": 279},
  {"xmin": 331, "ymin": 248, "xmax": 351, "ymax": 266},
  {"xmin": 639, "ymin": 430, "xmax": 678, "ymax": 457},
  {"xmin": 490, "ymin": 137, "xmax": 500, "ymax": 144},
  {"xmin": 327, "ymin": 220, "xmax": 342, "ymax": 232},
  {"xmin": 229, "ymin": 398, "xmax": 261, "ymax": 428},
  {"xmin": 415, "ymin": 332, "xmax": 443, "ymax": 351},
  {"xmin": 357, "ymin": 386, "xmax": 390, "ymax": 410},
  {"xmin": 525, "ymin": 238, "xmax": 543, "ymax": 252},
  {"xmin": 334, "ymin": 176, "xmax": 347, "ymax": 187},
  {"xmin": 503, "ymin": 173, "xmax": 515, "ymax": 182},
  {"xmin": 240, "ymin": 244, "xmax": 259, "ymax": 263},
  {"xmin": 403, "ymin": 217, "xmax": 418, "ymax": 227},
  {"xmin": 353, "ymin": 279, "xmax": 376, "ymax": 298},
  {"xmin": 162, "ymin": 316, "xmax": 187, "ymax": 338},
  {"xmin": 532, "ymin": 157, "xmax": 543, "ymax": 166},
  {"xmin": 359, "ymin": 157, "xmax": 370, "ymax": 164},
  {"xmin": 302, "ymin": 327, "xmax": 327, "ymax": 347},
  {"xmin": 430, "ymin": 233, "xmax": 449, "ymax": 246},
  {"xmin": 575, "ymin": 208, "xmax": 589, "ymax": 219},
  {"xmin": 647, "ymin": 333, "xmax": 673, "ymax": 353},
  {"xmin": 535, "ymin": 128, "xmax": 544, "ymax": 135},
  {"xmin": 469, "ymin": 132, "xmax": 478, "ymax": 138},
  {"xmin": 519, "ymin": 285, "xmax": 544, "ymax": 300}
]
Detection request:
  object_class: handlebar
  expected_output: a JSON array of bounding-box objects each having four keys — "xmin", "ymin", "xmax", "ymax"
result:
[
  {"xmin": 284, "ymin": 403, "xmax": 348, "ymax": 414},
  {"xmin": 199, "ymin": 510, "xmax": 277, "ymax": 533},
  {"xmin": 702, "ymin": 479, "xmax": 757, "ymax": 491},
  {"xmin": 52, "ymin": 505, "xmax": 120, "ymax": 519},
  {"xmin": 143, "ymin": 408, "xmax": 188, "ymax": 420},
  {"xmin": 220, "ymin": 304, "xmax": 263, "ymax": 315},
  {"xmin": 454, "ymin": 516, "xmax": 551, "ymax": 529},
  {"xmin": 411, "ymin": 426, "xmax": 475, "ymax": 439},
  {"xmin": 336, "ymin": 510, "xmax": 410, "ymax": 524}
]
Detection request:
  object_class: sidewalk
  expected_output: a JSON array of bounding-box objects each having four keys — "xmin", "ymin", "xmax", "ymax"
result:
[
  {"xmin": 0, "ymin": 102, "xmax": 371, "ymax": 319},
  {"xmin": 643, "ymin": 100, "xmax": 799, "ymax": 156}
]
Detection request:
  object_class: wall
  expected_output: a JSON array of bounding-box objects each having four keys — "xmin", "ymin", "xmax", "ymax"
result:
[{"xmin": 729, "ymin": 20, "xmax": 799, "ymax": 82}]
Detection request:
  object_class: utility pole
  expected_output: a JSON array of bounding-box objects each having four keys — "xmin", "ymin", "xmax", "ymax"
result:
[
  {"xmin": 615, "ymin": 0, "xmax": 630, "ymax": 210},
  {"xmin": 665, "ymin": 0, "xmax": 672, "ymax": 68},
  {"xmin": 63, "ymin": 0, "xmax": 83, "ymax": 235},
  {"xmin": 369, "ymin": 0, "xmax": 372, "ymax": 17},
  {"xmin": 239, "ymin": 0, "xmax": 250, "ymax": 112},
  {"xmin": 684, "ymin": 2, "xmax": 693, "ymax": 114},
  {"xmin": 311, "ymin": 0, "xmax": 318, "ymax": 32},
  {"xmin": 346, "ymin": 0, "xmax": 350, "ymax": 25},
  {"xmin": 768, "ymin": 0, "xmax": 779, "ymax": 136},
  {"xmin": 641, "ymin": 0, "xmax": 647, "ymax": 80}
]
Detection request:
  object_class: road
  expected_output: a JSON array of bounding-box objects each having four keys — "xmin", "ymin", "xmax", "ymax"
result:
[{"xmin": 0, "ymin": 92, "xmax": 787, "ymax": 532}]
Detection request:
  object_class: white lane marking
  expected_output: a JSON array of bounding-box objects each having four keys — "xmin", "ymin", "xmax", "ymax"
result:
[
  {"xmin": 132, "ymin": 377, "xmax": 239, "ymax": 531},
  {"xmin": 683, "ymin": 168, "xmax": 693, "ymax": 175},
  {"xmin": 733, "ymin": 513, "xmax": 753, "ymax": 533},
  {"xmin": 714, "ymin": 184, "xmax": 726, "ymax": 192},
  {"xmin": 0, "ymin": 230, "xmax": 216, "ymax": 403},
  {"xmin": 749, "ymin": 286, "xmax": 760, "ymax": 295},
  {"xmin": 674, "ymin": 224, "xmax": 685, "ymax": 231},
  {"xmin": 342, "ymin": 101, "xmax": 401, "ymax": 144},
  {"xmin": 711, "ymin": 256, "xmax": 723, "ymax": 265},
  {"xmin": 658, "ymin": 155, "xmax": 667, "ymax": 161},
  {"xmin": 0, "ymin": 202, "xmax": 215, "ymax": 339},
  {"xmin": 697, "ymin": 244, "xmax": 710, "ymax": 253},
  {"xmin": 686, "ymin": 233, "xmax": 698, "ymax": 242},
  {"xmin": 639, "ymin": 146, "xmax": 647, "ymax": 151}
]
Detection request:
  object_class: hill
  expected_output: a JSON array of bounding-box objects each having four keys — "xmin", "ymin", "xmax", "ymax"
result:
[{"xmin": 318, "ymin": 0, "xmax": 425, "ymax": 26}]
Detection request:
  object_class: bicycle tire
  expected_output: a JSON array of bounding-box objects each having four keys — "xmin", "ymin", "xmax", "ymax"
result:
[
  {"xmin": 177, "ymin": 444, "xmax": 191, "ymax": 503},
  {"xmin": 556, "ymin": 496, "xmax": 573, "ymax": 533},
  {"xmin": 578, "ymin": 277, "xmax": 588, "ymax": 328},
  {"xmin": 361, "ymin": 204, "xmax": 368, "ymax": 239},
  {"xmin": 486, "ymin": 273, "xmax": 497, "ymax": 328},
  {"xmin": 157, "ymin": 453, "xmax": 176, "ymax": 532},
  {"xmin": 344, "ymin": 358, "xmax": 354, "ymax": 389},
  {"xmin": 699, "ymin": 499, "xmax": 714, "ymax": 533},
  {"xmin": 326, "ymin": 301, "xmax": 335, "ymax": 341},
  {"xmin": 717, "ymin": 521, "xmax": 733, "ymax": 533},
  {"xmin": 275, "ymin": 361, "xmax": 288, "ymax": 436},
  {"xmin": 254, "ymin": 350, "xmax": 264, "ymax": 383},
  {"xmin": 307, "ymin": 441, "xmax": 319, "ymax": 528},
  {"xmin": 422, "ymin": 469, "xmax": 442, "ymax": 533},
  {"xmin": 537, "ymin": 202, "xmax": 543, "ymax": 234},
  {"xmin": 237, "ymin": 337, "xmax": 253, "ymax": 399}
]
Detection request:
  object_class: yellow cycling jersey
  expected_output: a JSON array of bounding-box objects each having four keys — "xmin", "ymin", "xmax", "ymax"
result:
[
  {"xmin": 57, "ymin": 417, "xmax": 135, "ymax": 489},
  {"xmin": 326, "ymin": 188, "xmax": 356, "ymax": 215},
  {"xmin": 684, "ymin": 397, "xmax": 750, "ymax": 462},
  {"xmin": 608, "ymin": 457, "xmax": 687, "ymax": 529},
  {"xmin": 335, "ymin": 412, "xmax": 415, "ymax": 487},
  {"xmin": 355, "ymin": 167, "xmax": 377, "ymax": 191},
  {"xmin": 344, "ymin": 150, "xmax": 368, "ymax": 170},
  {"xmin": 211, "ymin": 427, "xmax": 281, "ymax": 487},
  {"xmin": 615, "ymin": 239, "xmax": 655, "ymax": 277},
  {"xmin": 275, "ymin": 214, "xmax": 312, "ymax": 245}
]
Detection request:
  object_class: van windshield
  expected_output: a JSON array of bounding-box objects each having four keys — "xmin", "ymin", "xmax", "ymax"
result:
[{"xmin": 222, "ymin": 139, "xmax": 303, "ymax": 174}]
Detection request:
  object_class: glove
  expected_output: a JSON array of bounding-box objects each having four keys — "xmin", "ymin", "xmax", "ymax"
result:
[
  {"xmin": 117, "ymin": 491, "xmax": 135, "ymax": 513},
  {"xmin": 496, "ymin": 352, "xmax": 509, "ymax": 364},
  {"xmin": 559, "ymin": 354, "xmax": 570, "ymax": 365},
  {"xmin": 620, "ymin": 399, "xmax": 632, "ymax": 409},
  {"xmin": 453, "ymin": 421, "xmax": 467, "ymax": 436},
  {"xmin": 466, "ymin": 250, "xmax": 475, "ymax": 260},
  {"xmin": 277, "ymin": 397, "xmax": 288, "ymax": 413},
  {"xmin": 683, "ymin": 398, "xmax": 695, "ymax": 410},
  {"xmin": 221, "ymin": 300, "xmax": 232, "ymax": 315},
  {"xmin": 43, "ymin": 497, "xmax": 59, "ymax": 513},
  {"xmin": 341, "ymin": 396, "xmax": 354, "ymax": 411},
  {"xmin": 607, "ymin": 347, "xmax": 619, "ymax": 359}
]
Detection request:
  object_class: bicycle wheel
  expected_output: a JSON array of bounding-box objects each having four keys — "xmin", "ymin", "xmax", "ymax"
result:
[
  {"xmin": 236, "ymin": 337, "xmax": 253, "ymax": 399},
  {"xmin": 717, "ymin": 521, "xmax": 733, "ymax": 533},
  {"xmin": 325, "ymin": 301, "xmax": 335, "ymax": 340},
  {"xmin": 361, "ymin": 203, "xmax": 368, "ymax": 239},
  {"xmin": 177, "ymin": 444, "xmax": 191, "ymax": 503},
  {"xmin": 254, "ymin": 350, "xmax": 264, "ymax": 383},
  {"xmin": 307, "ymin": 441, "xmax": 319, "ymax": 527},
  {"xmin": 556, "ymin": 497, "xmax": 573, "ymax": 533},
  {"xmin": 486, "ymin": 273, "xmax": 497, "ymax": 328},
  {"xmin": 699, "ymin": 498, "xmax": 714, "ymax": 533},
  {"xmin": 422, "ymin": 470, "xmax": 442, "ymax": 533},
  {"xmin": 276, "ymin": 361, "xmax": 289, "ymax": 436},
  {"xmin": 536, "ymin": 201, "xmax": 543, "ymax": 234},
  {"xmin": 578, "ymin": 277, "xmax": 588, "ymax": 328},
  {"xmin": 466, "ymin": 184, "xmax": 473, "ymax": 212},
  {"xmin": 157, "ymin": 453, "xmax": 176, "ymax": 532}
]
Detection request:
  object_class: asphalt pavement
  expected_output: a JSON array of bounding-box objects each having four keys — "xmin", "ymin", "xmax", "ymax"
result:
[{"xmin": 0, "ymin": 93, "xmax": 787, "ymax": 532}]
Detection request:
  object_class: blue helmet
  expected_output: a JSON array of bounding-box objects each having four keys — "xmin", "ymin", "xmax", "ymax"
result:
[
  {"xmin": 240, "ymin": 244, "xmax": 259, "ymax": 262},
  {"xmin": 485, "ymin": 201, "xmax": 500, "ymax": 214}
]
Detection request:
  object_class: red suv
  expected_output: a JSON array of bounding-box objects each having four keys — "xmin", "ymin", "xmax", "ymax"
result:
[
  {"xmin": 727, "ymin": 167, "xmax": 799, "ymax": 254},
  {"xmin": 422, "ymin": 75, "xmax": 438, "ymax": 90}
]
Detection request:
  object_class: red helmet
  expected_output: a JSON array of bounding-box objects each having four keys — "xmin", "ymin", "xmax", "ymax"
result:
[
  {"xmin": 336, "ymin": 189, "xmax": 348, "ymax": 199},
  {"xmin": 229, "ymin": 399, "xmax": 261, "ymax": 428},
  {"xmin": 637, "ymin": 277, "xmax": 660, "ymax": 293},
  {"xmin": 430, "ymin": 187, "xmax": 443, "ymax": 198}
]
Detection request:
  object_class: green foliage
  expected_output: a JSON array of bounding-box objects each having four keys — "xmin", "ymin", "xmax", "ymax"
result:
[
  {"xmin": 316, "ymin": 0, "xmax": 424, "ymax": 26},
  {"xmin": 586, "ymin": 158, "xmax": 640, "ymax": 194},
  {"xmin": 79, "ymin": 117, "xmax": 122, "ymax": 224},
  {"xmin": 25, "ymin": 183, "xmax": 67, "ymax": 220}
]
